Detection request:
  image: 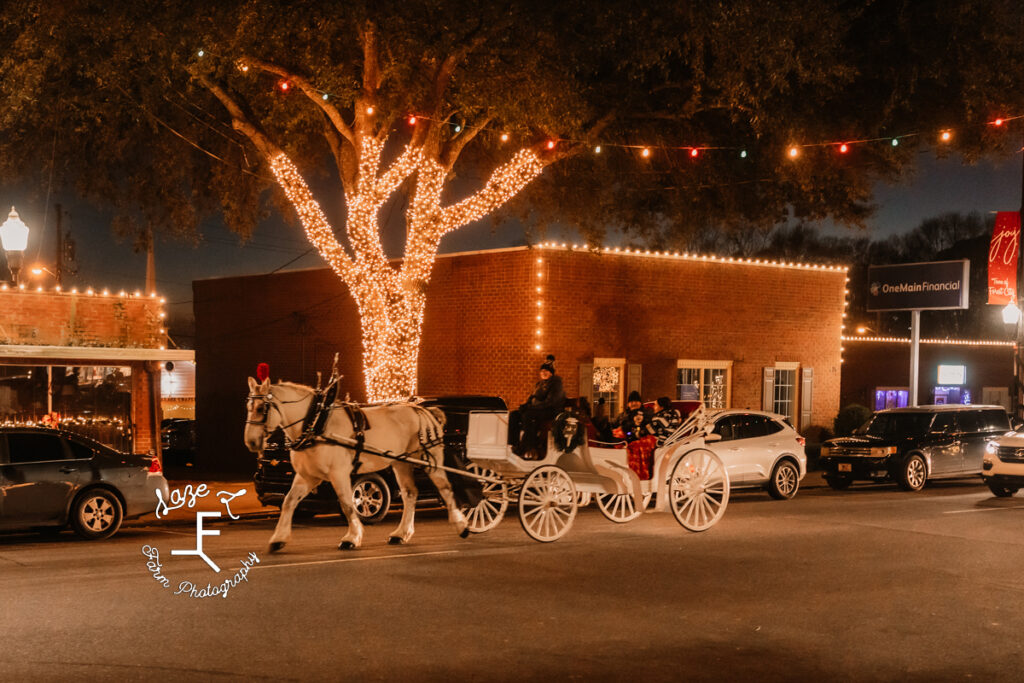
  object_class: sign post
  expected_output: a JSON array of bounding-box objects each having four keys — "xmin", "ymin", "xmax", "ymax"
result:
[{"xmin": 867, "ymin": 260, "xmax": 970, "ymax": 407}]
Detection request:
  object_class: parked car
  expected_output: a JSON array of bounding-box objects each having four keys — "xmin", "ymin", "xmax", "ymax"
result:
[
  {"xmin": 702, "ymin": 409, "xmax": 807, "ymax": 499},
  {"xmin": 0, "ymin": 427, "xmax": 169, "ymax": 539},
  {"xmin": 253, "ymin": 395, "xmax": 507, "ymax": 523},
  {"xmin": 161, "ymin": 418, "xmax": 196, "ymax": 466},
  {"xmin": 981, "ymin": 429, "xmax": 1024, "ymax": 497},
  {"xmin": 819, "ymin": 405, "xmax": 1011, "ymax": 491}
]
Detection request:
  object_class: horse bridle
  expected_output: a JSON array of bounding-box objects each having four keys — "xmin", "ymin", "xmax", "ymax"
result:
[{"xmin": 245, "ymin": 392, "xmax": 308, "ymax": 434}]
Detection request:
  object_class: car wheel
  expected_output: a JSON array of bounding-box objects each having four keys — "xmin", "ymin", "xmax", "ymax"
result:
[
  {"xmin": 70, "ymin": 489, "xmax": 123, "ymax": 540},
  {"xmin": 987, "ymin": 482, "xmax": 1019, "ymax": 498},
  {"xmin": 352, "ymin": 473, "xmax": 391, "ymax": 524},
  {"xmin": 825, "ymin": 475, "xmax": 853, "ymax": 491},
  {"xmin": 768, "ymin": 460, "xmax": 800, "ymax": 500},
  {"xmin": 897, "ymin": 454, "xmax": 927, "ymax": 492}
]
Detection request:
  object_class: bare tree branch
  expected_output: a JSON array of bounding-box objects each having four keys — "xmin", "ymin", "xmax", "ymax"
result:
[{"xmin": 240, "ymin": 57, "xmax": 357, "ymax": 148}]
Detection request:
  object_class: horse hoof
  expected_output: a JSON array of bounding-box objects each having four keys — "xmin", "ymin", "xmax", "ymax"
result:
[
  {"xmin": 268, "ymin": 542, "xmax": 285, "ymax": 554},
  {"xmin": 387, "ymin": 536, "xmax": 405, "ymax": 545},
  {"xmin": 459, "ymin": 527, "xmax": 470, "ymax": 539},
  {"xmin": 339, "ymin": 541, "xmax": 356, "ymax": 551}
]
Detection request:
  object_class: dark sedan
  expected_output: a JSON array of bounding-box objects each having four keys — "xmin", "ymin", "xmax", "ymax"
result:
[
  {"xmin": 253, "ymin": 395, "xmax": 506, "ymax": 523},
  {"xmin": 0, "ymin": 427, "xmax": 169, "ymax": 539}
]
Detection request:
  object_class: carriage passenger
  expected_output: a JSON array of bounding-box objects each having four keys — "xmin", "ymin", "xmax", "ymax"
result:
[
  {"xmin": 510, "ymin": 355, "xmax": 566, "ymax": 459},
  {"xmin": 645, "ymin": 397, "xmax": 682, "ymax": 445},
  {"xmin": 625, "ymin": 397, "xmax": 678, "ymax": 480}
]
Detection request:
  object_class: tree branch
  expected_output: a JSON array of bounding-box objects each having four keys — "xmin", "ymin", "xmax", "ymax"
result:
[
  {"xmin": 189, "ymin": 68, "xmax": 280, "ymax": 159},
  {"xmin": 441, "ymin": 115, "xmax": 493, "ymax": 168},
  {"xmin": 239, "ymin": 57, "xmax": 357, "ymax": 148}
]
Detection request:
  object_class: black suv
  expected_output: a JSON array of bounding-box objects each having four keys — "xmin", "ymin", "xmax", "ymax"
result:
[
  {"xmin": 253, "ymin": 395, "xmax": 506, "ymax": 523},
  {"xmin": 820, "ymin": 405, "xmax": 1011, "ymax": 491}
]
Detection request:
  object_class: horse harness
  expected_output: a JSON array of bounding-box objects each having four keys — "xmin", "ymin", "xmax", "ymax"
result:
[{"xmin": 289, "ymin": 390, "xmax": 445, "ymax": 475}]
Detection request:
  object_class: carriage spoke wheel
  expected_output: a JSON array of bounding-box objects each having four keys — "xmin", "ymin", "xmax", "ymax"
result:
[
  {"xmin": 596, "ymin": 492, "xmax": 652, "ymax": 523},
  {"xmin": 465, "ymin": 464, "xmax": 509, "ymax": 533},
  {"xmin": 669, "ymin": 449, "xmax": 729, "ymax": 532},
  {"xmin": 518, "ymin": 465, "xmax": 577, "ymax": 543},
  {"xmin": 576, "ymin": 491, "xmax": 593, "ymax": 507}
]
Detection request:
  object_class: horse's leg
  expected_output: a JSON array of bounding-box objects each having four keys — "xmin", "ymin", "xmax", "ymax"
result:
[
  {"xmin": 424, "ymin": 456, "xmax": 470, "ymax": 538},
  {"xmin": 268, "ymin": 472, "xmax": 318, "ymax": 553},
  {"xmin": 387, "ymin": 462, "xmax": 419, "ymax": 545},
  {"xmin": 327, "ymin": 465, "xmax": 365, "ymax": 550}
]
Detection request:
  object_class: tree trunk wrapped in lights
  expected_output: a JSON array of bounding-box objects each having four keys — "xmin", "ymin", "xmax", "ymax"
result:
[
  {"xmin": 186, "ymin": 22, "xmax": 570, "ymax": 401},
  {"xmin": 264, "ymin": 124, "xmax": 545, "ymax": 401}
]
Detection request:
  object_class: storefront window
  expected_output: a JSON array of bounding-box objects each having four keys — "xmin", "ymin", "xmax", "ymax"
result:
[
  {"xmin": 874, "ymin": 388, "xmax": 910, "ymax": 411},
  {"xmin": 677, "ymin": 361, "xmax": 731, "ymax": 409},
  {"xmin": 0, "ymin": 365, "xmax": 133, "ymax": 451}
]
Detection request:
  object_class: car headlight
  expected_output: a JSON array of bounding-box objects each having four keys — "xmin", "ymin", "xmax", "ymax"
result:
[{"xmin": 985, "ymin": 441, "xmax": 999, "ymax": 455}]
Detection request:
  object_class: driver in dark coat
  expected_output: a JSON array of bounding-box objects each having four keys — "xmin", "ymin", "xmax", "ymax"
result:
[{"xmin": 511, "ymin": 355, "xmax": 566, "ymax": 459}]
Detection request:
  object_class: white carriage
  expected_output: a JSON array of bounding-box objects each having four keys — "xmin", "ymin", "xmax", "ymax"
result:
[{"xmin": 462, "ymin": 406, "xmax": 730, "ymax": 542}]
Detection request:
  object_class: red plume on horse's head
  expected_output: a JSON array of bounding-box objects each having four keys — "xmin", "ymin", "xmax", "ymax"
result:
[{"xmin": 256, "ymin": 363, "xmax": 270, "ymax": 383}]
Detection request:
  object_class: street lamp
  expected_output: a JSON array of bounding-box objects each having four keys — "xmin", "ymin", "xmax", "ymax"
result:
[
  {"xmin": 1002, "ymin": 302, "xmax": 1021, "ymax": 325},
  {"xmin": 0, "ymin": 206, "xmax": 29, "ymax": 285}
]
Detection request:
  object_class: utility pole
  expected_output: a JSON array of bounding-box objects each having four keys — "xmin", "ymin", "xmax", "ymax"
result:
[{"xmin": 54, "ymin": 203, "xmax": 62, "ymax": 287}]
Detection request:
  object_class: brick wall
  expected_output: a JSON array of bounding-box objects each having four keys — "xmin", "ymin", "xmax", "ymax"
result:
[
  {"xmin": 0, "ymin": 289, "xmax": 164, "ymax": 347},
  {"xmin": 841, "ymin": 340, "xmax": 1013, "ymax": 408},
  {"xmin": 195, "ymin": 248, "xmax": 846, "ymax": 473}
]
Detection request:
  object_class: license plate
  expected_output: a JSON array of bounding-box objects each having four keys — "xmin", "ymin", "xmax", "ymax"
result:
[{"xmin": 838, "ymin": 463, "xmax": 852, "ymax": 472}]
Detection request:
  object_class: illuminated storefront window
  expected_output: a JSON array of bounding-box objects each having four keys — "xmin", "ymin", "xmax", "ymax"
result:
[{"xmin": 0, "ymin": 365, "xmax": 133, "ymax": 450}]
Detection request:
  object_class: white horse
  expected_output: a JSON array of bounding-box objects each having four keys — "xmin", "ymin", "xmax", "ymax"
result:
[{"xmin": 242, "ymin": 376, "xmax": 469, "ymax": 553}]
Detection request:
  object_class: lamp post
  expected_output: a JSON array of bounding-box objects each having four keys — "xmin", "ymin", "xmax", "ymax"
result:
[{"xmin": 0, "ymin": 206, "xmax": 29, "ymax": 285}]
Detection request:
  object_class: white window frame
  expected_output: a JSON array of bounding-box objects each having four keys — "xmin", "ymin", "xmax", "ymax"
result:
[
  {"xmin": 593, "ymin": 357, "xmax": 626, "ymax": 415},
  {"xmin": 676, "ymin": 360, "xmax": 733, "ymax": 409},
  {"xmin": 772, "ymin": 362, "xmax": 800, "ymax": 423}
]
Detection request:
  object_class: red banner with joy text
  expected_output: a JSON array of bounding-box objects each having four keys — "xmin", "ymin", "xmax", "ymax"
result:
[{"xmin": 988, "ymin": 211, "xmax": 1020, "ymax": 305}]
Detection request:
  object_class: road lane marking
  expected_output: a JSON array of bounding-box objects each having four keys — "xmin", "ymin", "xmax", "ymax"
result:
[
  {"xmin": 943, "ymin": 506, "xmax": 1024, "ymax": 514},
  {"xmin": 252, "ymin": 549, "xmax": 460, "ymax": 569}
]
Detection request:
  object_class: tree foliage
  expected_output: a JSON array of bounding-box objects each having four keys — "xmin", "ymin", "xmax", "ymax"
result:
[{"xmin": 1, "ymin": 0, "xmax": 1023, "ymax": 250}]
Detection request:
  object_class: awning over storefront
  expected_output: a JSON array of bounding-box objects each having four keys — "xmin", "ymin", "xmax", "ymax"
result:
[{"xmin": 0, "ymin": 345, "xmax": 194, "ymax": 362}]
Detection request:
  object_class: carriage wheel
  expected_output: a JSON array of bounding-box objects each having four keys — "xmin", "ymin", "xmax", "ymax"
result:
[
  {"xmin": 465, "ymin": 464, "xmax": 509, "ymax": 533},
  {"xmin": 669, "ymin": 449, "xmax": 729, "ymax": 532},
  {"xmin": 518, "ymin": 465, "xmax": 577, "ymax": 543},
  {"xmin": 596, "ymin": 491, "xmax": 652, "ymax": 523},
  {"xmin": 576, "ymin": 491, "xmax": 593, "ymax": 507}
]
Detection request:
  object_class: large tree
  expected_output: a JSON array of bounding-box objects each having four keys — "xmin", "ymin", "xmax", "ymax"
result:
[{"xmin": 2, "ymin": 0, "xmax": 1023, "ymax": 399}]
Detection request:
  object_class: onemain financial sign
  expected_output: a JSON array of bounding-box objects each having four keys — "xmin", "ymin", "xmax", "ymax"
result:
[{"xmin": 867, "ymin": 260, "xmax": 970, "ymax": 311}]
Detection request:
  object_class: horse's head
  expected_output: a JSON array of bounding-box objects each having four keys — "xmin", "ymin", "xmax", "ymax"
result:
[{"xmin": 243, "ymin": 375, "xmax": 276, "ymax": 453}]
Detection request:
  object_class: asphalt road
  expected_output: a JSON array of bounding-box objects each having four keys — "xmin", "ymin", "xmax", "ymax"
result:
[{"xmin": 2, "ymin": 480, "xmax": 1023, "ymax": 682}]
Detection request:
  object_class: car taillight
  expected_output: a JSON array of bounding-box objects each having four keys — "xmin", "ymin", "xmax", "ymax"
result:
[
  {"xmin": 796, "ymin": 436, "xmax": 806, "ymax": 446},
  {"xmin": 148, "ymin": 458, "xmax": 163, "ymax": 474}
]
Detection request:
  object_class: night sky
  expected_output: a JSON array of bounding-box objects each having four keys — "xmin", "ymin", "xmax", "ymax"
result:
[{"xmin": 2, "ymin": 150, "xmax": 1022, "ymax": 344}]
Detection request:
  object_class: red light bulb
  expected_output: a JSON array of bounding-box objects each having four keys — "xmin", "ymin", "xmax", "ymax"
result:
[
  {"xmin": 408, "ymin": 115, "xmax": 417, "ymax": 125},
  {"xmin": 546, "ymin": 140, "xmax": 556, "ymax": 150},
  {"xmin": 839, "ymin": 143, "xmax": 849, "ymax": 153},
  {"xmin": 690, "ymin": 148, "xmax": 699, "ymax": 158},
  {"xmin": 994, "ymin": 118, "xmax": 1004, "ymax": 126},
  {"xmin": 278, "ymin": 81, "xmax": 290, "ymax": 92}
]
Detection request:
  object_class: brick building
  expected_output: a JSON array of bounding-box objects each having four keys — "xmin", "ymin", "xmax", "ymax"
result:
[
  {"xmin": 0, "ymin": 286, "xmax": 191, "ymax": 454},
  {"xmin": 194, "ymin": 245, "xmax": 847, "ymax": 473},
  {"xmin": 840, "ymin": 336, "xmax": 1014, "ymax": 412}
]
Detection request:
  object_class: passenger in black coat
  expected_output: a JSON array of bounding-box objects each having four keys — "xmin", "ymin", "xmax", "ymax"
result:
[{"xmin": 511, "ymin": 355, "xmax": 566, "ymax": 458}]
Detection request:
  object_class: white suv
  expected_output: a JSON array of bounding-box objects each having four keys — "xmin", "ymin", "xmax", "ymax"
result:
[
  {"xmin": 982, "ymin": 432, "xmax": 1024, "ymax": 497},
  {"xmin": 703, "ymin": 410, "xmax": 808, "ymax": 499}
]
